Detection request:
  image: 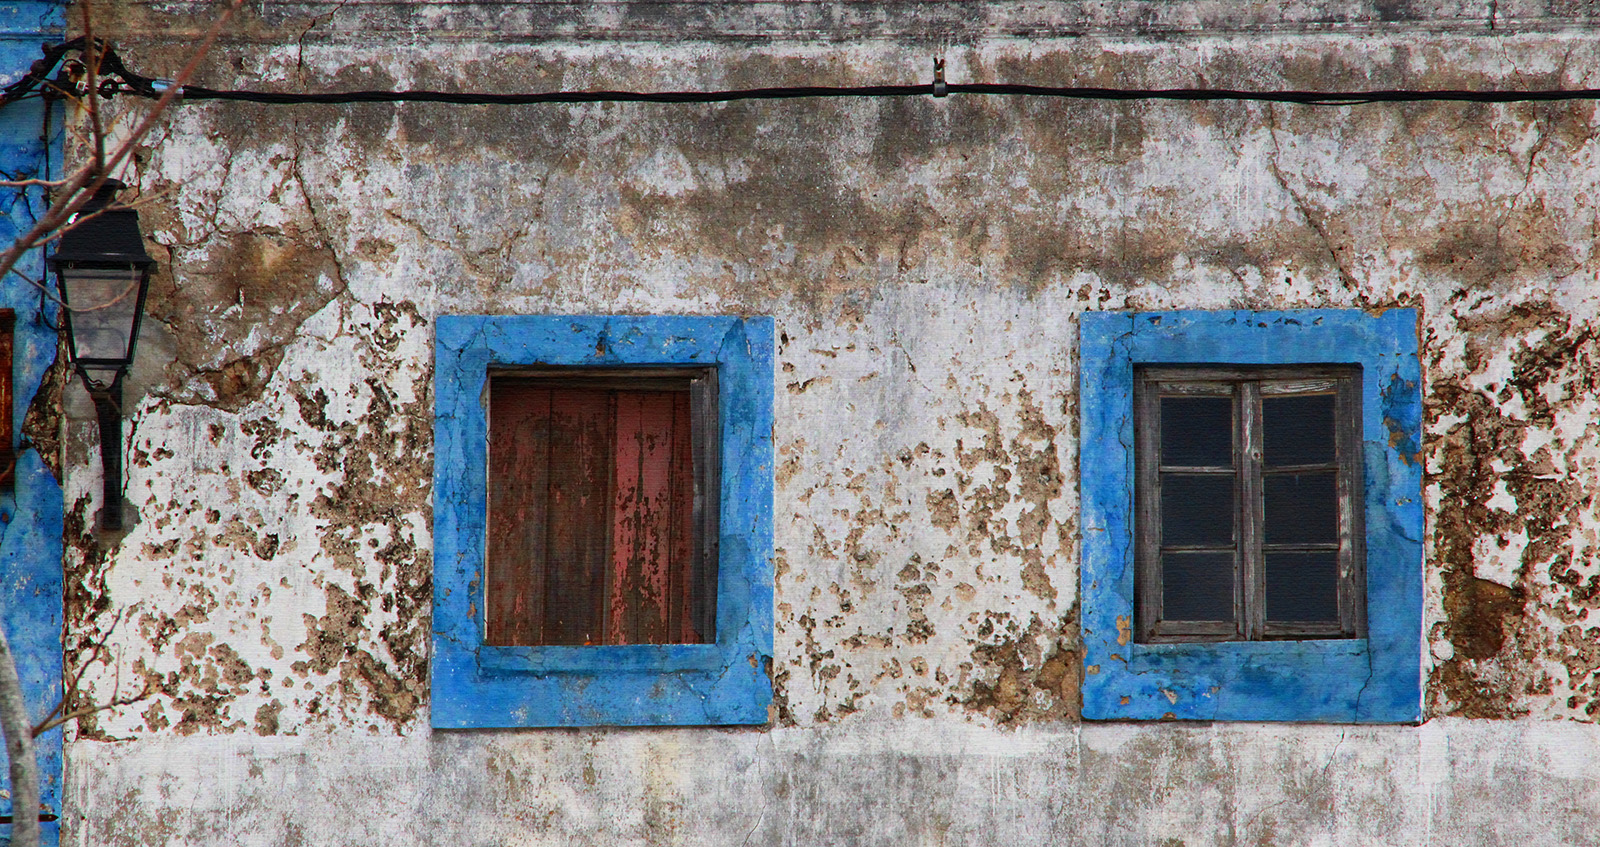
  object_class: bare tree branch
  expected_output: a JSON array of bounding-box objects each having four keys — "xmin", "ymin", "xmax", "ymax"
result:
[
  {"xmin": 32, "ymin": 690, "xmax": 154, "ymax": 739},
  {"xmin": 0, "ymin": 628, "xmax": 40, "ymax": 847},
  {"xmin": 81, "ymin": 0, "xmax": 107, "ymax": 175},
  {"xmin": 0, "ymin": 196, "xmax": 171, "ymax": 316}
]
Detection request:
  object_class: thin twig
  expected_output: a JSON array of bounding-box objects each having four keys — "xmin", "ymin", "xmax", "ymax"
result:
[
  {"xmin": 65, "ymin": 277, "xmax": 140, "ymax": 314},
  {"xmin": 32, "ymin": 687, "xmax": 155, "ymax": 738},
  {"xmin": 28, "ymin": 615, "xmax": 116, "ymax": 735},
  {"xmin": 0, "ymin": 183, "xmax": 179, "ymax": 314},
  {"xmin": 31, "ymin": 609, "xmax": 154, "ymax": 738},
  {"xmin": 0, "ymin": 178, "xmax": 71, "ymax": 189},
  {"xmin": 81, "ymin": 0, "xmax": 106, "ymax": 175}
]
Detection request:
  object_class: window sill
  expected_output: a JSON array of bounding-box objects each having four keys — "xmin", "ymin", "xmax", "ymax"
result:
[
  {"xmin": 477, "ymin": 644, "xmax": 726, "ymax": 674},
  {"xmin": 1088, "ymin": 637, "xmax": 1401, "ymax": 723},
  {"xmin": 1127, "ymin": 638, "xmax": 1368, "ymax": 658}
]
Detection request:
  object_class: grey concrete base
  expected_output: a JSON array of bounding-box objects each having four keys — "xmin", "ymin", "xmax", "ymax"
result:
[{"xmin": 68, "ymin": 718, "xmax": 1600, "ymax": 846}]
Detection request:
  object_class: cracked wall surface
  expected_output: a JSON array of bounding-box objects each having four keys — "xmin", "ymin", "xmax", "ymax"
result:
[{"xmin": 46, "ymin": 4, "xmax": 1600, "ymax": 843}]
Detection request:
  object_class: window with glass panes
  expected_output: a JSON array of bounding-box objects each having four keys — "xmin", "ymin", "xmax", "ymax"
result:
[{"xmin": 1134, "ymin": 365, "xmax": 1364, "ymax": 642}]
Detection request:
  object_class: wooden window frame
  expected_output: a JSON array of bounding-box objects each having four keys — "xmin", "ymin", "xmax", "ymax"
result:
[
  {"xmin": 1134, "ymin": 365, "xmax": 1365, "ymax": 643},
  {"xmin": 484, "ymin": 366, "xmax": 721, "ymax": 647}
]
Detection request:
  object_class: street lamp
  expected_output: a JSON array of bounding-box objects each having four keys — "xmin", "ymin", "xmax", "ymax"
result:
[{"xmin": 47, "ymin": 178, "xmax": 154, "ymax": 532}]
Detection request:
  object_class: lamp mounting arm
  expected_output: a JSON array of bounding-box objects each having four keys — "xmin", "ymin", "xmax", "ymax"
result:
[{"xmin": 86, "ymin": 373, "xmax": 125, "ymax": 533}]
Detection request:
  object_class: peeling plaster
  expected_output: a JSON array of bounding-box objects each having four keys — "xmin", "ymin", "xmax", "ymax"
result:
[{"xmin": 48, "ymin": 12, "xmax": 1600, "ymax": 844}]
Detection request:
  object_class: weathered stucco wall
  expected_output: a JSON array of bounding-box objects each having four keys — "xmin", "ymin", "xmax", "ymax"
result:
[{"xmin": 44, "ymin": 3, "xmax": 1600, "ymax": 842}]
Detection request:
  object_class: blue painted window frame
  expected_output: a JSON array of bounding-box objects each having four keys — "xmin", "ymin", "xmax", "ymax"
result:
[
  {"xmin": 1079, "ymin": 309, "xmax": 1422, "ymax": 723},
  {"xmin": 432, "ymin": 315, "xmax": 773, "ymax": 727}
]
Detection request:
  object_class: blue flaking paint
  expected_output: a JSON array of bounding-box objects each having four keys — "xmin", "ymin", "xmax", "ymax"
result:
[
  {"xmin": 1, "ymin": 7, "xmax": 65, "ymax": 845},
  {"xmin": 1078, "ymin": 309, "xmax": 1423, "ymax": 723},
  {"xmin": 1381, "ymin": 372, "xmax": 1423, "ymax": 467},
  {"xmin": 432, "ymin": 315, "xmax": 774, "ymax": 727}
]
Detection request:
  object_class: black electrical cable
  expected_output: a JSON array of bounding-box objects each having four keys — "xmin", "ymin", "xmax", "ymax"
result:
[
  {"xmin": 174, "ymin": 81, "xmax": 1600, "ymax": 107},
  {"xmin": 176, "ymin": 83, "xmax": 934, "ymax": 105},
  {"xmin": 16, "ymin": 37, "xmax": 1600, "ymax": 109},
  {"xmin": 961, "ymin": 82, "xmax": 1600, "ymax": 105}
]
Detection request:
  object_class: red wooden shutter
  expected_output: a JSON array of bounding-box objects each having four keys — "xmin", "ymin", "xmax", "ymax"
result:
[{"xmin": 487, "ymin": 378, "xmax": 706, "ymax": 647}]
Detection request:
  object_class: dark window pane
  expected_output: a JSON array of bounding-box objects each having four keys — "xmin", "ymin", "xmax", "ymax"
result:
[
  {"xmin": 1160, "ymin": 474, "xmax": 1235, "ymax": 547},
  {"xmin": 1263, "ymin": 471, "xmax": 1338, "ymax": 545},
  {"xmin": 1160, "ymin": 396, "xmax": 1233, "ymax": 467},
  {"xmin": 1263, "ymin": 394, "xmax": 1336, "ymax": 467},
  {"xmin": 1162, "ymin": 552, "xmax": 1236, "ymax": 622},
  {"xmin": 1265, "ymin": 551, "xmax": 1341, "ymax": 623}
]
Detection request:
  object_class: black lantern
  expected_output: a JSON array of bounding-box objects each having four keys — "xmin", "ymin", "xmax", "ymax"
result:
[{"xmin": 48, "ymin": 178, "xmax": 154, "ymax": 532}]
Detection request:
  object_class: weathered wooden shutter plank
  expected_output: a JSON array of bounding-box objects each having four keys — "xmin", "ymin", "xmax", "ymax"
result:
[
  {"xmin": 609, "ymin": 391, "xmax": 685, "ymax": 645},
  {"xmin": 486, "ymin": 373, "xmax": 713, "ymax": 649},
  {"xmin": 668, "ymin": 391, "xmax": 697, "ymax": 642},
  {"xmin": 486, "ymin": 384, "xmax": 549, "ymax": 646},
  {"xmin": 637, "ymin": 391, "xmax": 682, "ymax": 644},
  {"xmin": 544, "ymin": 388, "xmax": 614, "ymax": 645}
]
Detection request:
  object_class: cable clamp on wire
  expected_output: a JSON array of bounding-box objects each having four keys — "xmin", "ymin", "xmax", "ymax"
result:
[{"xmin": 932, "ymin": 58, "xmax": 947, "ymax": 98}]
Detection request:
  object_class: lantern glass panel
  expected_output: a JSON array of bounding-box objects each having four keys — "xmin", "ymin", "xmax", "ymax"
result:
[{"xmin": 61, "ymin": 266, "xmax": 143, "ymax": 364}]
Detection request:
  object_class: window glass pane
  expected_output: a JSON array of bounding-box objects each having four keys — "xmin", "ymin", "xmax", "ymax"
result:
[
  {"xmin": 1263, "ymin": 393, "xmax": 1336, "ymax": 467},
  {"xmin": 1162, "ymin": 552, "xmax": 1236, "ymax": 622},
  {"xmin": 1160, "ymin": 474, "xmax": 1235, "ymax": 547},
  {"xmin": 1265, "ymin": 551, "xmax": 1341, "ymax": 623},
  {"xmin": 1263, "ymin": 471, "xmax": 1338, "ymax": 545},
  {"xmin": 1160, "ymin": 395, "xmax": 1233, "ymax": 467}
]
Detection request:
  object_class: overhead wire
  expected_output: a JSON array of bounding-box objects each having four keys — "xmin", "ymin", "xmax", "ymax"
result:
[
  {"xmin": 173, "ymin": 81, "xmax": 1600, "ymax": 107},
  {"xmin": 11, "ymin": 37, "xmax": 1600, "ymax": 110}
]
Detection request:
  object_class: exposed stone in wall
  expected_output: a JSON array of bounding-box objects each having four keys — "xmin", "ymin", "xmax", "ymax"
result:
[
  {"xmin": 770, "ymin": 299, "xmax": 1076, "ymax": 724},
  {"xmin": 20, "ymin": 344, "xmax": 67, "ymax": 479},
  {"xmin": 1426, "ymin": 295, "xmax": 1600, "ymax": 718},
  {"xmin": 67, "ymin": 286, "xmax": 434, "ymax": 735}
]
